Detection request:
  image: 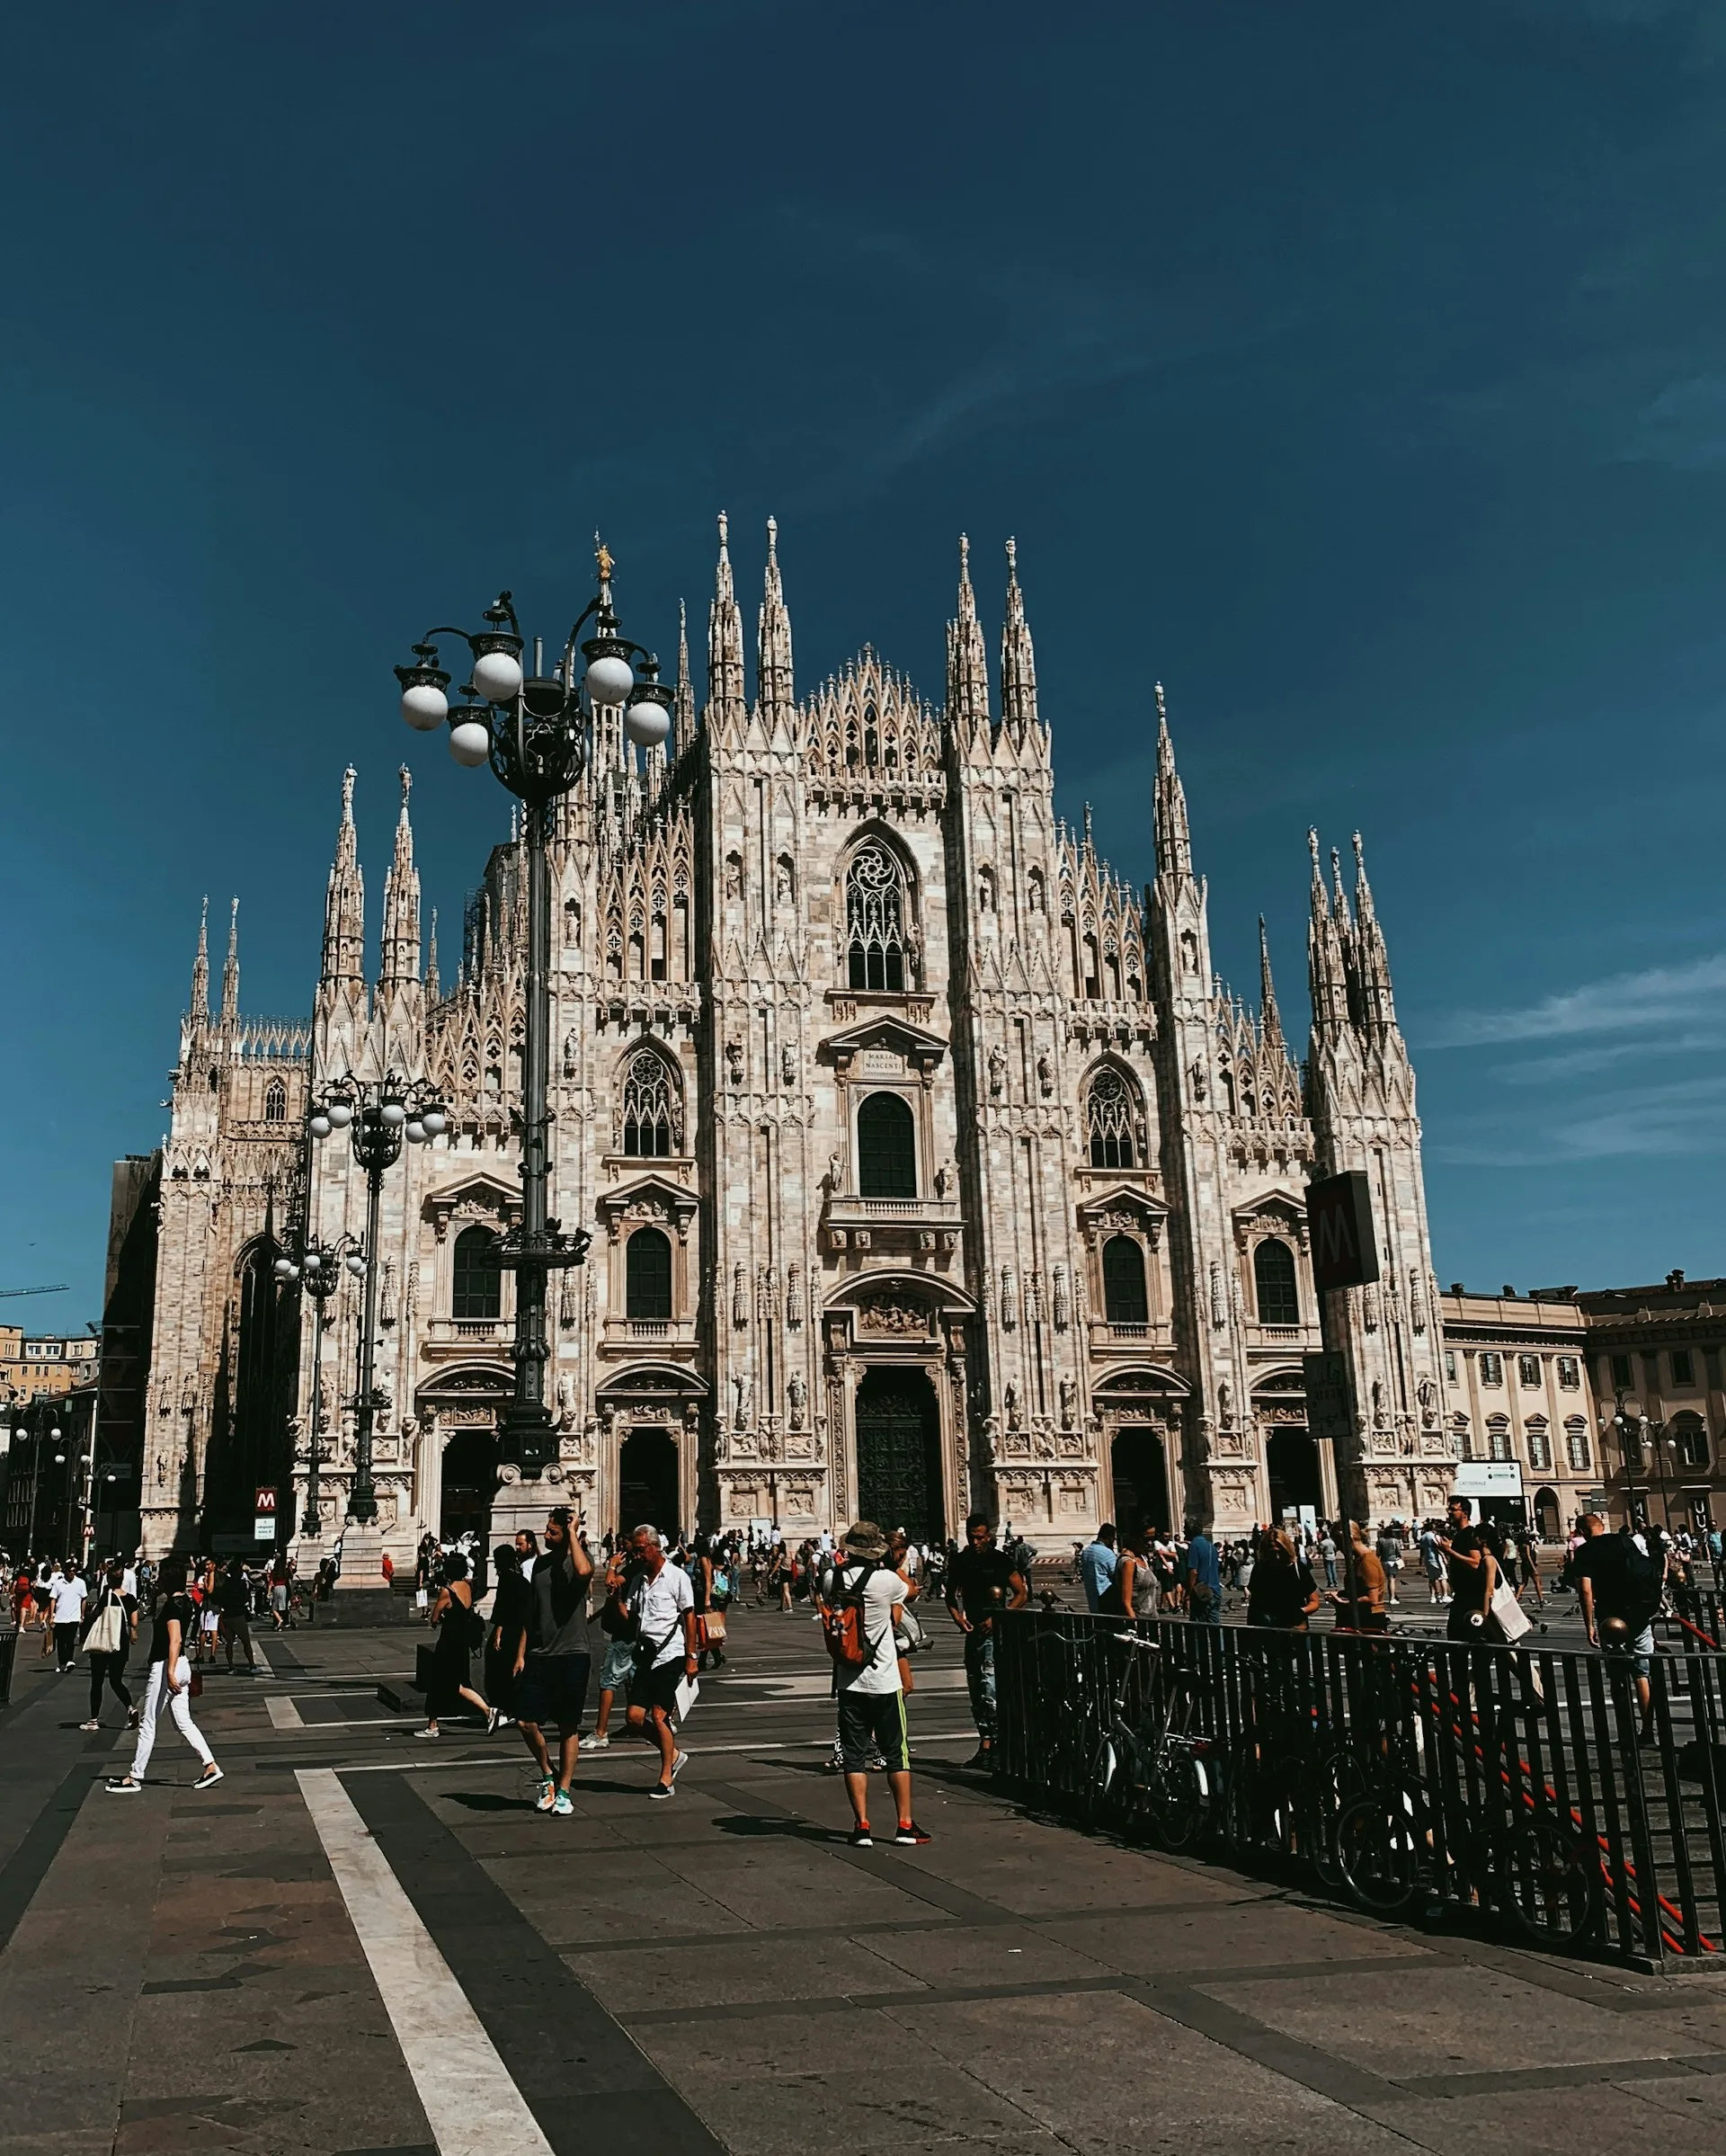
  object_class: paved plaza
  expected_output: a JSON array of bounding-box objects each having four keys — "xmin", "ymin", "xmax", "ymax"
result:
[{"xmin": 5, "ymin": 1600, "xmax": 1726, "ymax": 2156}]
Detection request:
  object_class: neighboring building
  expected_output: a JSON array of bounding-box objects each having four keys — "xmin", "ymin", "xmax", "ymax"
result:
[
  {"xmin": 132, "ymin": 525, "xmax": 1455, "ymax": 1564},
  {"xmin": 1438, "ymin": 1272, "xmax": 1726, "ymax": 1537},
  {"xmin": 0, "ymin": 1327, "xmax": 98, "ymax": 1414}
]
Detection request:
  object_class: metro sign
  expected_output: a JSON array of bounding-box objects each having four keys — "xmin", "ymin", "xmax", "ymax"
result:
[{"xmin": 1305, "ymin": 1171, "xmax": 1379, "ymax": 1293}]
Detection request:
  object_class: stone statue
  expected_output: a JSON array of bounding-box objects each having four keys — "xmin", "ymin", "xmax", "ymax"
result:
[
  {"xmin": 1003, "ymin": 1379, "xmax": 1023, "ymax": 1430},
  {"xmin": 787, "ymin": 1372, "xmax": 807, "ymax": 1429},
  {"xmin": 934, "ymin": 1157, "xmax": 955, "ymax": 1199},
  {"xmin": 780, "ymin": 1043, "xmax": 796, "ymax": 1087},
  {"xmin": 1037, "ymin": 1052, "xmax": 1054, "ymax": 1099},
  {"xmin": 725, "ymin": 1038, "xmax": 744, "ymax": 1086},
  {"xmin": 989, "ymin": 1046, "xmax": 1005, "ymax": 1099},
  {"xmin": 1058, "ymin": 1372, "xmax": 1077, "ymax": 1430},
  {"xmin": 1218, "ymin": 1378, "xmax": 1233, "ymax": 1429},
  {"xmin": 827, "ymin": 1150, "xmax": 844, "ymax": 1193},
  {"xmin": 733, "ymin": 1368, "xmax": 752, "ymax": 1428}
]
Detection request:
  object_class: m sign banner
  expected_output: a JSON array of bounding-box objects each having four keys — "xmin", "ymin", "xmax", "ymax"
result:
[{"xmin": 1305, "ymin": 1171, "xmax": 1380, "ymax": 1293}]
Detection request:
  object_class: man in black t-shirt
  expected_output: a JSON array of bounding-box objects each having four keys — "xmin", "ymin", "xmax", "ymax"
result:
[
  {"xmin": 512, "ymin": 1508, "xmax": 594, "ymax": 1816},
  {"xmin": 1437, "ymin": 1497, "xmax": 1499, "ymax": 1643},
  {"xmin": 1576, "ymin": 1512, "xmax": 1663, "ymax": 1738},
  {"xmin": 945, "ymin": 1515, "xmax": 1027, "ymax": 1768}
]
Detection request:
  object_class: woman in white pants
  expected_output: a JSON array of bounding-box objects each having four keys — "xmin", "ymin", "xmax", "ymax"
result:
[{"xmin": 106, "ymin": 1562, "xmax": 222, "ymax": 1793}]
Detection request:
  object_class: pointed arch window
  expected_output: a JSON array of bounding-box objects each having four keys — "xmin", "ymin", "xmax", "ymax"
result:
[
  {"xmin": 262, "ymin": 1079, "xmax": 287, "ymax": 1124},
  {"xmin": 626, "ymin": 1227, "xmax": 673, "ymax": 1322},
  {"xmin": 621, "ymin": 1048, "xmax": 681, "ymax": 1157},
  {"xmin": 1084, "ymin": 1065, "xmax": 1139, "ymax": 1170},
  {"xmin": 846, "ymin": 841, "xmax": 909, "ymax": 992},
  {"xmin": 452, "ymin": 1225, "xmax": 502, "ymax": 1321},
  {"xmin": 1253, "ymin": 1238, "xmax": 1299, "ymax": 1326},
  {"xmin": 1102, "ymin": 1236, "xmax": 1149, "ymax": 1326}
]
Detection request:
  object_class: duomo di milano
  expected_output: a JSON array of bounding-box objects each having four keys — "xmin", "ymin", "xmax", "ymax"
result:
[{"xmin": 138, "ymin": 521, "xmax": 1456, "ymax": 1564}]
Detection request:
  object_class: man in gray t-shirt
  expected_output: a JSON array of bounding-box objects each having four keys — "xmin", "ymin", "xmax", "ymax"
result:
[{"xmin": 510, "ymin": 1508, "xmax": 593, "ymax": 1815}]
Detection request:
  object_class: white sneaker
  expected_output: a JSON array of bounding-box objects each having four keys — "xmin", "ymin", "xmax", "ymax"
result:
[
  {"xmin": 585, "ymin": 1732, "xmax": 610, "ymax": 1750},
  {"xmin": 79, "ymin": 1719, "xmax": 101, "ymax": 1732},
  {"xmin": 670, "ymin": 1749, "xmax": 689, "ymax": 1783}
]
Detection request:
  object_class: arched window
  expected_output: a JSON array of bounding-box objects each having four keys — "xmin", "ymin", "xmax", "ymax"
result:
[
  {"xmin": 1565, "ymin": 1417, "xmax": 1590, "ymax": 1473},
  {"xmin": 1526, "ymin": 1418, "xmax": 1551, "ymax": 1471},
  {"xmin": 1102, "ymin": 1235, "xmax": 1149, "ymax": 1326},
  {"xmin": 1487, "ymin": 1413, "xmax": 1512, "ymax": 1463},
  {"xmin": 262, "ymin": 1079, "xmax": 286, "ymax": 1125},
  {"xmin": 452, "ymin": 1225, "xmax": 502, "ymax": 1321},
  {"xmin": 846, "ymin": 841, "xmax": 909, "ymax": 992},
  {"xmin": 1084, "ymin": 1065, "xmax": 1138, "ymax": 1169},
  {"xmin": 626, "ymin": 1228, "xmax": 673, "ymax": 1323},
  {"xmin": 857, "ymin": 1091, "xmax": 916, "ymax": 1198},
  {"xmin": 1253, "ymin": 1239, "xmax": 1300, "ymax": 1325},
  {"xmin": 620, "ymin": 1048, "xmax": 681, "ymax": 1156}
]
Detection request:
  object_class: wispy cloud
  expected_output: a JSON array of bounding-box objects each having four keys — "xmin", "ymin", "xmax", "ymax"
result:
[
  {"xmin": 1434, "ymin": 1073, "xmax": 1726, "ymax": 1166},
  {"xmin": 1425, "ymin": 953, "xmax": 1726, "ymax": 1047}
]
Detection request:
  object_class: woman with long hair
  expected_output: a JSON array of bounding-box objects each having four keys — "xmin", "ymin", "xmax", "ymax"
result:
[
  {"xmin": 416, "ymin": 1551, "xmax": 496, "ymax": 1739},
  {"xmin": 106, "ymin": 1561, "xmax": 222, "ymax": 1792},
  {"xmin": 1245, "ymin": 1527, "xmax": 1321, "ymax": 1631}
]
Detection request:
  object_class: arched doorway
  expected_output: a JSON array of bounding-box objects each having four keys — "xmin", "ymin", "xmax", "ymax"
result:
[
  {"xmin": 1535, "ymin": 1484, "xmax": 1560, "ymax": 1539},
  {"xmin": 440, "ymin": 1426, "xmax": 499, "ymax": 1540},
  {"xmin": 1110, "ymin": 1426, "xmax": 1170, "ymax": 1535},
  {"xmin": 854, "ymin": 1368, "xmax": 943, "ymax": 1543},
  {"xmin": 1267, "ymin": 1429, "xmax": 1322, "ymax": 1520},
  {"xmin": 619, "ymin": 1428, "xmax": 680, "ymax": 1539}
]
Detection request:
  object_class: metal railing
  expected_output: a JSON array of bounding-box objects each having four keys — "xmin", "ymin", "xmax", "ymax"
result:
[{"xmin": 993, "ymin": 1608, "xmax": 1726, "ymax": 1970}]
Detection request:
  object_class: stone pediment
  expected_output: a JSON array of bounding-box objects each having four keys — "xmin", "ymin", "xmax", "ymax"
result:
[
  {"xmin": 1077, "ymin": 1186, "xmax": 1168, "ymax": 1241},
  {"xmin": 1231, "ymin": 1187, "xmax": 1309, "ymax": 1250},
  {"xmin": 596, "ymin": 1172, "xmax": 700, "ymax": 1243},
  {"xmin": 425, "ymin": 1172, "xmax": 520, "ymax": 1242},
  {"xmin": 820, "ymin": 1014, "xmax": 948, "ymax": 1076},
  {"xmin": 823, "ymin": 1269, "xmax": 978, "ymax": 1323},
  {"xmin": 1093, "ymin": 1364, "xmax": 1192, "ymax": 1399}
]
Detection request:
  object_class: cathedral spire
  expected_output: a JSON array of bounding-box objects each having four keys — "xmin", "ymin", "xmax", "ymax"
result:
[
  {"xmin": 426, "ymin": 907, "xmax": 440, "ymax": 1002},
  {"xmin": 190, "ymin": 895, "xmax": 209, "ymax": 1020},
  {"xmin": 380, "ymin": 763, "xmax": 422, "ymax": 987},
  {"xmin": 220, "ymin": 896, "xmax": 240, "ymax": 1021},
  {"xmin": 999, "ymin": 537, "xmax": 1039, "ymax": 741},
  {"xmin": 706, "ymin": 511, "xmax": 746, "ymax": 735},
  {"xmin": 1153, "ymin": 683, "xmax": 1194, "ymax": 884},
  {"xmin": 756, "ymin": 515, "xmax": 794, "ymax": 731},
  {"xmin": 1259, "ymin": 915, "xmax": 1283, "ymax": 1051},
  {"xmin": 1351, "ymin": 830, "xmax": 1396, "ymax": 1032},
  {"xmin": 945, "ymin": 532, "xmax": 990, "ymax": 739},
  {"xmin": 673, "ymin": 597, "xmax": 695, "ymax": 755},
  {"xmin": 1307, "ymin": 828, "xmax": 1349, "ymax": 1040},
  {"xmin": 320, "ymin": 765, "xmax": 366, "ymax": 987}
]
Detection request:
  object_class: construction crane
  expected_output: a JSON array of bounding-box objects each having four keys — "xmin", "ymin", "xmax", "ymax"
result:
[{"xmin": 0, "ymin": 1285, "xmax": 70, "ymax": 1298}]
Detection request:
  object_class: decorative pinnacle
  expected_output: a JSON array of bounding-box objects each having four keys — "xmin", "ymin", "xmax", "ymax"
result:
[
  {"xmin": 717, "ymin": 509, "xmax": 730, "ymax": 558},
  {"xmin": 594, "ymin": 532, "xmax": 614, "ymax": 585},
  {"xmin": 766, "ymin": 513, "xmax": 778, "ymax": 564},
  {"xmin": 1155, "ymin": 681, "xmax": 1168, "ymax": 729},
  {"xmin": 341, "ymin": 765, "xmax": 356, "ymax": 822},
  {"xmin": 398, "ymin": 763, "xmax": 412, "ymax": 818}
]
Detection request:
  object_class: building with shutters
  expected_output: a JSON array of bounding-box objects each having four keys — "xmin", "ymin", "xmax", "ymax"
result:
[{"xmin": 131, "ymin": 521, "xmax": 1460, "ymax": 1564}]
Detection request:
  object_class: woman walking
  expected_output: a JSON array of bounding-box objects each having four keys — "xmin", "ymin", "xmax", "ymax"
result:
[
  {"xmin": 1245, "ymin": 1528, "xmax": 1321, "ymax": 1631},
  {"xmin": 105, "ymin": 1562, "xmax": 222, "ymax": 1792},
  {"xmin": 485, "ymin": 1544, "xmax": 529, "ymax": 1727},
  {"xmin": 79, "ymin": 1562, "xmax": 138, "ymax": 1731},
  {"xmin": 416, "ymin": 1552, "xmax": 496, "ymax": 1739}
]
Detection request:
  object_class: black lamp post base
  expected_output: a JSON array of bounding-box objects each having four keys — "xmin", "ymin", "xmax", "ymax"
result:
[{"xmin": 499, "ymin": 1403, "xmax": 558, "ymax": 1481}]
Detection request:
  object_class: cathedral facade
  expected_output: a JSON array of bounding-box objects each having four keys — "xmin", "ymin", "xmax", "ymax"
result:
[{"xmin": 137, "ymin": 523, "xmax": 1461, "ymax": 1564}]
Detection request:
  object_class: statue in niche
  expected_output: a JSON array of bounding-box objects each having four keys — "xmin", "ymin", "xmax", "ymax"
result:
[
  {"xmin": 1037, "ymin": 1052, "xmax": 1054, "ymax": 1099},
  {"xmin": 780, "ymin": 1043, "xmax": 796, "ymax": 1087},
  {"xmin": 1371, "ymin": 1378, "xmax": 1385, "ymax": 1427},
  {"xmin": 988, "ymin": 1047, "xmax": 1005, "ymax": 1099},
  {"xmin": 733, "ymin": 1368, "xmax": 753, "ymax": 1429},
  {"xmin": 1003, "ymin": 1379, "xmax": 1023, "ymax": 1430},
  {"xmin": 787, "ymin": 1372, "xmax": 807, "ymax": 1430},
  {"xmin": 827, "ymin": 1150, "xmax": 844, "ymax": 1194},
  {"xmin": 724, "ymin": 852, "xmax": 742, "ymax": 900},
  {"xmin": 775, "ymin": 857, "xmax": 794, "ymax": 904},
  {"xmin": 934, "ymin": 1157, "xmax": 956, "ymax": 1199},
  {"xmin": 725, "ymin": 1038, "xmax": 744, "ymax": 1086},
  {"xmin": 1058, "ymin": 1372, "xmax": 1077, "ymax": 1430},
  {"xmin": 1191, "ymin": 1061, "xmax": 1207, "ymax": 1104},
  {"xmin": 1218, "ymin": 1379, "xmax": 1233, "ymax": 1429}
]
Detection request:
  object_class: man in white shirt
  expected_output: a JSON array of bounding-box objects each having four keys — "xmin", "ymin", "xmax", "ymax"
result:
[
  {"xmin": 49, "ymin": 1564, "xmax": 88, "ymax": 1671},
  {"xmin": 621, "ymin": 1526, "xmax": 699, "ymax": 1800},
  {"xmin": 829, "ymin": 1521, "xmax": 930, "ymax": 1849}
]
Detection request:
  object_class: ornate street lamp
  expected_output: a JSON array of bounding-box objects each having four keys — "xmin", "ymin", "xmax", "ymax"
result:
[
  {"xmin": 394, "ymin": 548, "xmax": 668, "ymax": 1476},
  {"xmin": 273, "ymin": 1229, "xmax": 366, "ymax": 1537},
  {"xmin": 307, "ymin": 1075, "xmax": 446, "ymax": 1523}
]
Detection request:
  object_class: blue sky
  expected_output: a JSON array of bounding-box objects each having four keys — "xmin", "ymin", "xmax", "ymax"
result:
[{"xmin": 4, "ymin": 0, "xmax": 1726, "ymax": 1328}]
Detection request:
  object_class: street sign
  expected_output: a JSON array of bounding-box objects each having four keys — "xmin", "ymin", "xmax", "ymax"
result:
[
  {"xmin": 1454, "ymin": 1461, "xmax": 1524, "ymax": 1497},
  {"xmin": 1303, "ymin": 1350, "xmax": 1352, "ymax": 1442},
  {"xmin": 254, "ymin": 1485, "xmax": 278, "ymax": 1544},
  {"xmin": 1305, "ymin": 1171, "xmax": 1380, "ymax": 1291}
]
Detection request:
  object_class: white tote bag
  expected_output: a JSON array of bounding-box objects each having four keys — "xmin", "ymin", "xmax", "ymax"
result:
[{"xmin": 1490, "ymin": 1579, "xmax": 1533, "ymax": 1643}]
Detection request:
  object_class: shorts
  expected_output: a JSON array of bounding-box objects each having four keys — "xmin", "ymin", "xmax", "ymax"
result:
[
  {"xmin": 1603, "ymin": 1624, "xmax": 1655, "ymax": 1677},
  {"xmin": 513, "ymin": 1653, "xmax": 592, "ymax": 1730},
  {"xmin": 599, "ymin": 1637, "xmax": 637, "ymax": 1694},
  {"xmin": 270, "ymin": 1585, "xmax": 289, "ymax": 1613},
  {"xmin": 837, "ymin": 1688, "xmax": 909, "ymax": 1774},
  {"xmin": 636, "ymin": 1657, "xmax": 684, "ymax": 1719}
]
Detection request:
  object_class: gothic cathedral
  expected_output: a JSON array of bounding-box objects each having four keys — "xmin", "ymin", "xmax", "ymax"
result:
[{"xmin": 138, "ymin": 521, "xmax": 1461, "ymax": 1563}]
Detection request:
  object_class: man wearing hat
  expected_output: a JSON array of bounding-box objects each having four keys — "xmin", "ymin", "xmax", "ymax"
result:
[{"xmin": 830, "ymin": 1521, "xmax": 930, "ymax": 1849}]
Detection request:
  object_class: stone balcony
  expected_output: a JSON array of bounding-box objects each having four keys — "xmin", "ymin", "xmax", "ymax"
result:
[
  {"xmin": 600, "ymin": 1316, "xmax": 700, "ymax": 1356},
  {"xmin": 823, "ymin": 1193, "xmax": 962, "ymax": 1257},
  {"xmin": 1088, "ymin": 1317, "xmax": 1175, "ymax": 1356},
  {"xmin": 421, "ymin": 1317, "xmax": 513, "ymax": 1360}
]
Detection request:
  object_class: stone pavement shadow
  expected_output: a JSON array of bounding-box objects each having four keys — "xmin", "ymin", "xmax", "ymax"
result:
[{"xmin": 715, "ymin": 1812, "xmax": 852, "ymax": 1846}]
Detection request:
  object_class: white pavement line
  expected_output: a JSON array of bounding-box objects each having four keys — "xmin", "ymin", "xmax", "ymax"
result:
[
  {"xmin": 334, "ymin": 1731, "xmax": 980, "ymax": 1773},
  {"xmin": 266, "ymin": 1694, "xmax": 304, "ymax": 1729},
  {"xmin": 298, "ymin": 1768, "xmax": 552, "ymax": 2156},
  {"xmin": 252, "ymin": 1641, "xmax": 273, "ymax": 1676}
]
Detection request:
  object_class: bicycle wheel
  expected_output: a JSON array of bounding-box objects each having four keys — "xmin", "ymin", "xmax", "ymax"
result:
[
  {"xmin": 1303, "ymin": 1750, "xmax": 1370, "ymax": 1894},
  {"xmin": 1145, "ymin": 1743, "xmax": 1210, "ymax": 1851},
  {"xmin": 1082, "ymin": 1733, "xmax": 1123, "ymax": 1833},
  {"xmin": 1336, "ymin": 1791, "xmax": 1433, "ymax": 1918},
  {"xmin": 1498, "ymin": 1816, "xmax": 1604, "ymax": 1949}
]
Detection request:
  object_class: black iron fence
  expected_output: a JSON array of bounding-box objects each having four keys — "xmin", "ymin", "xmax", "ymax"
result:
[{"xmin": 992, "ymin": 1609, "xmax": 1726, "ymax": 1971}]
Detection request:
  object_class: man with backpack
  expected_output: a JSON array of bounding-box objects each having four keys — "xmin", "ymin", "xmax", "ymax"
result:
[
  {"xmin": 1576, "ymin": 1511, "xmax": 1667, "ymax": 1742},
  {"xmin": 823, "ymin": 1521, "xmax": 930, "ymax": 1849}
]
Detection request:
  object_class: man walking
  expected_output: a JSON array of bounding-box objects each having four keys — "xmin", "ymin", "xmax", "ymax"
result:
[
  {"xmin": 1183, "ymin": 1519, "xmax": 1222, "ymax": 1625},
  {"xmin": 1576, "ymin": 1512, "xmax": 1666, "ymax": 1742},
  {"xmin": 1077, "ymin": 1524, "xmax": 1118, "ymax": 1613},
  {"xmin": 512, "ymin": 1506, "xmax": 594, "ymax": 1816},
  {"xmin": 620, "ymin": 1526, "xmax": 699, "ymax": 1799},
  {"xmin": 1418, "ymin": 1519, "xmax": 1449, "ymax": 1604},
  {"xmin": 49, "ymin": 1561, "xmax": 87, "ymax": 1672},
  {"xmin": 217, "ymin": 1557, "xmax": 258, "ymax": 1673},
  {"xmin": 829, "ymin": 1521, "xmax": 930, "ymax": 1848},
  {"xmin": 945, "ymin": 1515, "xmax": 1028, "ymax": 1770}
]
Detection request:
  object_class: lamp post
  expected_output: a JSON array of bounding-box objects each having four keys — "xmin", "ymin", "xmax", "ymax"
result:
[
  {"xmin": 273, "ymin": 1231, "xmax": 366, "ymax": 1538},
  {"xmin": 394, "ymin": 548, "xmax": 667, "ymax": 1476},
  {"xmin": 1611, "ymin": 1389, "xmax": 1645, "ymax": 1528},
  {"xmin": 27, "ymin": 1419, "xmax": 67, "ymax": 1558},
  {"xmin": 307, "ymin": 1077, "xmax": 446, "ymax": 1525}
]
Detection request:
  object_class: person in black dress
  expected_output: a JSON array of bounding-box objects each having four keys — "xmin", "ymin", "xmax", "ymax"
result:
[
  {"xmin": 486, "ymin": 1545, "xmax": 529, "ymax": 1726},
  {"xmin": 416, "ymin": 1552, "xmax": 496, "ymax": 1739}
]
